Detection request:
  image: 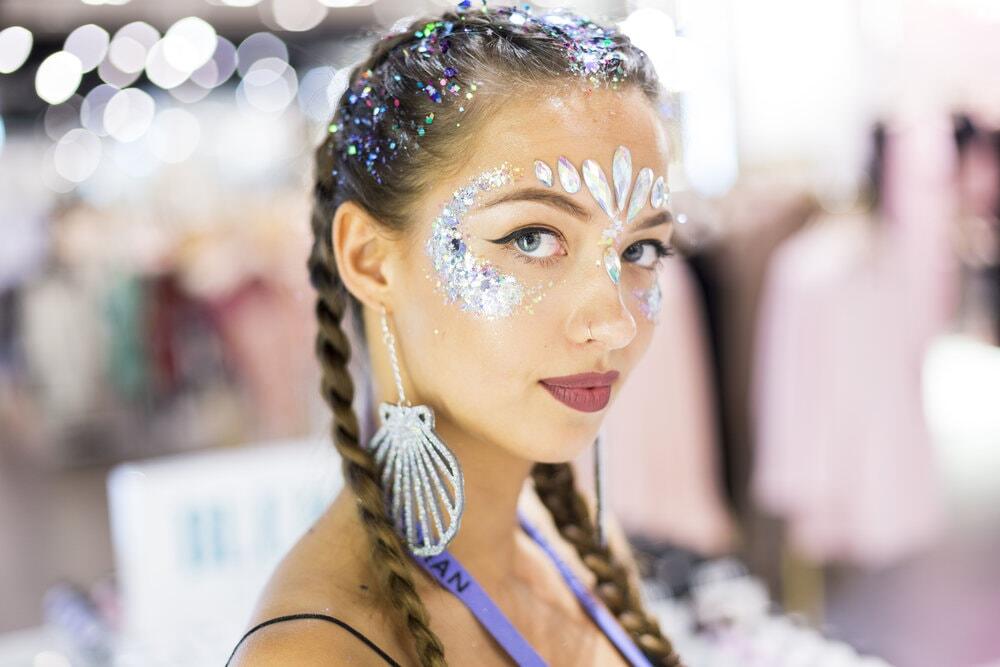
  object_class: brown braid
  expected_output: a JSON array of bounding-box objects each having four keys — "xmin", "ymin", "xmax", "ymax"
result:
[
  {"xmin": 308, "ymin": 144, "xmax": 447, "ymax": 666},
  {"xmin": 532, "ymin": 463, "xmax": 684, "ymax": 666},
  {"xmin": 308, "ymin": 7, "xmax": 683, "ymax": 665}
]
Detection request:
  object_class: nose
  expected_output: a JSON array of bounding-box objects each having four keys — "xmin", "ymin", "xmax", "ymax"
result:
[{"xmin": 569, "ymin": 261, "xmax": 637, "ymax": 350}]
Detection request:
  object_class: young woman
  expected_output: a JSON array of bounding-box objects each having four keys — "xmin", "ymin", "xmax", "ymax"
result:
[{"xmin": 228, "ymin": 4, "xmax": 682, "ymax": 665}]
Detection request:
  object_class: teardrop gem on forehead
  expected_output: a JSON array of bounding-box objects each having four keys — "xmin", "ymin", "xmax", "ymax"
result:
[
  {"xmin": 612, "ymin": 145, "xmax": 632, "ymax": 214},
  {"xmin": 626, "ymin": 167, "xmax": 654, "ymax": 224},
  {"xmin": 582, "ymin": 159, "xmax": 615, "ymax": 218},
  {"xmin": 602, "ymin": 245, "xmax": 621, "ymax": 284},
  {"xmin": 534, "ymin": 159, "xmax": 553, "ymax": 187},
  {"xmin": 650, "ymin": 175, "xmax": 667, "ymax": 208},
  {"xmin": 557, "ymin": 156, "xmax": 580, "ymax": 193}
]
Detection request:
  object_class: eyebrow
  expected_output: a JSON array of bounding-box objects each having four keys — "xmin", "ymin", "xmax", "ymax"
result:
[
  {"xmin": 479, "ymin": 187, "xmax": 591, "ymax": 219},
  {"xmin": 631, "ymin": 210, "xmax": 673, "ymax": 231},
  {"xmin": 478, "ymin": 187, "xmax": 673, "ymax": 231}
]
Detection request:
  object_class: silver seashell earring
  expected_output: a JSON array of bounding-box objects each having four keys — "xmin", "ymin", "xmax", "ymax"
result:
[{"xmin": 367, "ymin": 304, "xmax": 464, "ymax": 556}]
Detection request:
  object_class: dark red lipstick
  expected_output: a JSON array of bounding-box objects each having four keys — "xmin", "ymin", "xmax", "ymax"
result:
[{"xmin": 539, "ymin": 370, "xmax": 619, "ymax": 413}]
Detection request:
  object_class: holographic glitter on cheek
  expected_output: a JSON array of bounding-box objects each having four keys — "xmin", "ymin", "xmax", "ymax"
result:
[
  {"xmin": 424, "ymin": 162, "xmax": 555, "ymax": 320},
  {"xmin": 632, "ymin": 280, "xmax": 663, "ymax": 324}
]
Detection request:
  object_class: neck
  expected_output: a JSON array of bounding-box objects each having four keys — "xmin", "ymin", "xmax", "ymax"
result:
[{"xmin": 432, "ymin": 417, "xmax": 535, "ymax": 576}]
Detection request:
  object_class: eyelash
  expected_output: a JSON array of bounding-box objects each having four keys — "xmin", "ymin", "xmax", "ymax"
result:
[{"xmin": 490, "ymin": 227, "xmax": 674, "ymax": 269}]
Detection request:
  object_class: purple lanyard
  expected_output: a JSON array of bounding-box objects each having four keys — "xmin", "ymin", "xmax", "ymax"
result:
[{"xmin": 409, "ymin": 513, "xmax": 654, "ymax": 667}]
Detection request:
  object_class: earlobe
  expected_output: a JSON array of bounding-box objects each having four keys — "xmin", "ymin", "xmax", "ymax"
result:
[{"xmin": 330, "ymin": 200, "xmax": 392, "ymax": 312}]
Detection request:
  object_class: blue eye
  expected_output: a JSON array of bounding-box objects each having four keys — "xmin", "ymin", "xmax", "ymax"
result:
[
  {"xmin": 491, "ymin": 227, "xmax": 565, "ymax": 267},
  {"xmin": 623, "ymin": 239, "xmax": 673, "ymax": 269}
]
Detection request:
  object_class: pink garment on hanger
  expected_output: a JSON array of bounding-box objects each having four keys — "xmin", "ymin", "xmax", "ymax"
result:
[
  {"xmin": 751, "ymin": 117, "xmax": 954, "ymax": 565},
  {"xmin": 574, "ymin": 258, "xmax": 735, "ymax": 555},
  {"xmin": 206, "ymin": 277, "xmax": 317, "ymax": 439}
]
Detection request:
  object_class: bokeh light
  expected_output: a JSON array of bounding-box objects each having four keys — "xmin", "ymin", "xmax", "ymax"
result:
[
  {"xmin": 35, "ymin": 52, "xmax": 84, "ymax": 104},
  {"xmin": 236, "ymin": 32, "xmax": 288, "ymax": 78},
  {"xmin": 163, "ymin": 17, "xmax": 217, "ymax": 74},
  {"xmin": 64, "ymin": 24, "xmax": 110, "ymax": 73},
  {"xmin": 43, "ymin": 95, "xmax": 83, "ymax": 141},
  {"xmin": 54, "ymin": 128, "xmax": 102, "ymax": 183},
  {"xmin": 297, "ymin": 65, "xmax": 337, "ymax": 122},
  {"xmin": 271, "ymin": 0, "xmax": 328, "ymax": 32},
  {"xmin": 104, "ymin": 88, "xmax": 156, "ymax": 142},
  {"xmin": 148, "ymin": 108, "xmax": 201, "ymax": 163},
  {"xmin": 145, "ymin": 39, "xmax": 189, "ymax": 90},
  {"xmin": 81, "ymin": 84, "xmax": 119, "ymax": 136},
  {"xmin": 237, "ymin": 57, "xmax": 298, "ymax": 114},
  {"xmin": 169, "ymin": 79, "xmax": 212, "ymax": 104},
  {"xmin": 97, "ymin": 57, "xmax": 141, "ymax": 88},
  {"xmin": 190, "ymin": 36, "xmax": 238, "ymax": 89},
  {"xmin": 0, "ymin": 26, "xmax": 33, "ymax": 74},
  {"xmin": 109, "ymin": 21, "xmax": 160, "ymax": 74}
]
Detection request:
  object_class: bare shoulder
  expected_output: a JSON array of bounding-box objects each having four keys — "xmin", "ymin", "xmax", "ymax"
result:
[
  {"xmin": 229, "ymin": 492, "xmax": 404, "ymax": 665},
  {"xmin": 227, "ymin": 613, "xmax": 397, "ymax": 666}
]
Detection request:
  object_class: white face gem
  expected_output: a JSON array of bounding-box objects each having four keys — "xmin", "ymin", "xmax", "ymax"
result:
[
  {"xmin": 557, "ymin": 156, "xmax": 580, "ymax": 193},
  {"xmin": 612, "ymin": 145, "xmax": 632, "ymax": 215},
  {"xmin": 582, "ymin": 159, "xmax": 615, "ymax": 219},
  {"xmin": 626, "ymin": 168, "xmax": 654, "ymax": 224},
  {"xmin": 534, "ymin": 159, "xmax": 553, "ymax": 187},
  {"xmin": 603, "ymin": 244, "xmax": 621, "ymax": 284},
  {"xmin": 650, "ymin": 175, "xmax": 666, "ymax": 208}
]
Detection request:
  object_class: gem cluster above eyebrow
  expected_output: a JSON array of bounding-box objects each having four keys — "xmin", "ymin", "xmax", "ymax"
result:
[
  {"xmin": 533, "ymin": 147, "xmax": 670, "ymax": 213},
  {"xmin": 534, "ymin": 145, "xmax": 670, "ymax": 285}
]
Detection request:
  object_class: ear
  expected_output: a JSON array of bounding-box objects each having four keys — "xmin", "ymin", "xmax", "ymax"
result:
[{"xmin": 330, "ymin": 200, "xmax": 395, "ymax": 312}]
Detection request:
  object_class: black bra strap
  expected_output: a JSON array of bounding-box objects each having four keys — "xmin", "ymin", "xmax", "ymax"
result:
[{"xmin": 224, "ymin": 612, "xmax": 402, "ymax": 666}]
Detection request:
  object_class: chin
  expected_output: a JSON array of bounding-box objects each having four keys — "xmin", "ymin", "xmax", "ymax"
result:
[{"xmin": 523, "ymin": 428, "xmax": 601, "ymax": 465}]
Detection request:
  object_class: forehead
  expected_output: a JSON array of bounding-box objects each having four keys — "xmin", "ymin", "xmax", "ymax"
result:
[{"xmin": 457, "ymin": 85, "xmax": 668, "ymax": 186}]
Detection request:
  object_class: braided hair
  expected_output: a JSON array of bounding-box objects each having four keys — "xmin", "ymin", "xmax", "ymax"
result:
[{"xmin": 308, "ymin": 5, "xmax": 682, "ymax": 665}]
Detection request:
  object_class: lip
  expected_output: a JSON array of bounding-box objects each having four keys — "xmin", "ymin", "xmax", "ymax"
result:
[{"xmin": 539, "ymin": 370, "xmax": 619, "ymax": 413}]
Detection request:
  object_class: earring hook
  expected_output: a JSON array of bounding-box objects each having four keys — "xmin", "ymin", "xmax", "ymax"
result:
[{"xmin": 380, "ymin": 304, "xmax": 411, "ymax": 408}]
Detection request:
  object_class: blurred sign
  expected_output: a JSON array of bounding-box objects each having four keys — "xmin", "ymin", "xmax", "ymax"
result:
[{"xmin": 106, "ymin": 436, "xmax": 342, "ymax": 665}]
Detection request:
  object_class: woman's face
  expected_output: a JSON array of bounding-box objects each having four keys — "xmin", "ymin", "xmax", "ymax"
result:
[{"xmin": 378, "ymin": 85, "xmax": 673, "ymax": 463}]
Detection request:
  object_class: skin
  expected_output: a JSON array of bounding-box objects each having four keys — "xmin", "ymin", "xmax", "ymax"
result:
[{"xmin": 232, "ymin": 84, "xmax": 674, "ymax": 666}]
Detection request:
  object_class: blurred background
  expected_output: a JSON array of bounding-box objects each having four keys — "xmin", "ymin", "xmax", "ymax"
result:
[{"xmin": 1, "ymin": 0, "xmax": 999, "ymax": 665}]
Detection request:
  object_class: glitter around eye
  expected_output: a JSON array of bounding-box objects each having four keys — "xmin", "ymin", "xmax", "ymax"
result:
[{"xmin": 425, "ymin": 162, "xmax": 551, "ymax": 320}]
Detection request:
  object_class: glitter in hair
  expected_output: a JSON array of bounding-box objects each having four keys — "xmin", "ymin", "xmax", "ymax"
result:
[{"xmin": 329, "ymin": 3, "xmax": 634, "ymax": 184}]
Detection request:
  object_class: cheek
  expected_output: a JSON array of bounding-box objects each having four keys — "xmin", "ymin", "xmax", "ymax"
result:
[{"xmin": 397, "ymin": 255, "xmax": 545, "ymax": 397}]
